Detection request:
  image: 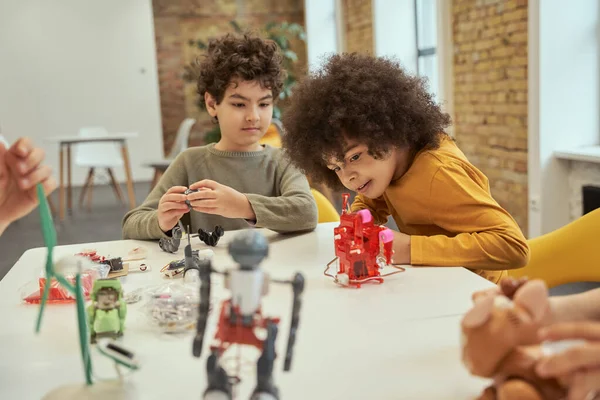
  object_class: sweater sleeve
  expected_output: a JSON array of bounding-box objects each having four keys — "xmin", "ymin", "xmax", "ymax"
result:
[
  {"xmin": 409, "ymin": 164, "xmax": 530, "ymax": 270},
  {"xmin": 350, "ymin": 195, "xmax": 390, "ymax": 225},
  {"xmin": 121, "ymin": 153, "xmax": 190, "ymax": 240},
  {"xmin": 244, "ymin": 159, "xmax": 318, "ymax": 233}
]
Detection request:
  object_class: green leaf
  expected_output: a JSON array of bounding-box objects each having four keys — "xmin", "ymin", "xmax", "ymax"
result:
[
  {"xmin": 272, "ymin": 36, "xmax": 288, "ymax": 50},
  {"xmin": 283, "ymin": 50, "xmax": 298, "ymax": 62},
  {"xmin": 230, "ymin": 20, "xmax": 243, "ymax": 33},
  {"xmin": 205, "ymin": 125, "xmax": 221, "ymax": 144},
  {"xmin": 288, "ymin": 23, "xmax": 303, "ymax": 34},
  {"xmin": 273, "ymin": 106, "xmax": 281, "ymax": 120},
  {"xmin": 264, "ymin": 21, "xmax": 277, "ymax": 31}
]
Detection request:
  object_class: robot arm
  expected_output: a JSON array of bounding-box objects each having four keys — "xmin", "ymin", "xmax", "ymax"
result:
[
  {"xmin": 198, "ymin": 225, "xmax": 224, "ymax": 247},
  {"xmin": 192, "ymin": 258, "xmax": 212, "ymax": 358},
  {"xmin": 272, "ymin": 272, "xmax": 305, "ymax": 371},
  {"xmin": 379, "ymin": 228, "xmax": 394, "ymax": 264},
  {"xmin": 158, "ymin": 220, "xmax": 184, "ymax": 253}
]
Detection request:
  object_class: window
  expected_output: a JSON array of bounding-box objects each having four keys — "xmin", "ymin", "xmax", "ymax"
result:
[{"xmin": 414, "ymin": 0, "xmax": 438, "ymax": 101}]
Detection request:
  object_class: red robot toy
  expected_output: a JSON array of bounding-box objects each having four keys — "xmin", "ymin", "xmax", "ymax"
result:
[
  {"xmin": 189, "ymin": 229, "xmax": 304, "ymax": 400},
  {"xmin": 325, "ymin": 193, "xmax": 405, "ymax": 288}
]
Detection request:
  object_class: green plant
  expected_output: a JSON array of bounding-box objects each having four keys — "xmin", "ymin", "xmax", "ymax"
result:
[{"xmin": 185, "ymin": 20, "xmax": 306, "ymax": 144}]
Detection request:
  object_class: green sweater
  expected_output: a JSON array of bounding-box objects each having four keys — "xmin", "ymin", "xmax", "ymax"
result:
[{"xmin": 122, "ymin": 144, "xmax": 318, "ymax": 239}]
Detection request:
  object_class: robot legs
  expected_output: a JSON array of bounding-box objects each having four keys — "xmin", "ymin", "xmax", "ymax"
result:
[{"xmin": 202, "ymin": 322, "xmax": 279, "ymax": 400}]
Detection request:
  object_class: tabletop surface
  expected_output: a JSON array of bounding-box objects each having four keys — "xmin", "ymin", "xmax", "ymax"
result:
[{"xmin": 0, "ymin": 222, "xmax": 494, "ymax": 400}]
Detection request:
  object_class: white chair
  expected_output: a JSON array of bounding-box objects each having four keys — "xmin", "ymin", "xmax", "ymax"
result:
[
  {"xmin": 146, "ymin": 118, "xmax": 195, "ymax": 190},
  {"xmin": 166, "ymin": 117, "xmax": 196, "ymax": 159},
  {"xmin": 75, "ymin": 126, "xmax": 125, "ymax": 209}
]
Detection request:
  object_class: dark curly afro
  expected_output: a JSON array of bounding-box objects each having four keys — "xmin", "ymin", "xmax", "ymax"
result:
[
  {"xmin": 281, "ymin": 52, "xmax": 451, "ymax": 190},
  {"xmin": 195, "ymin": 31, "xmax": 285, "ymax": 106}
]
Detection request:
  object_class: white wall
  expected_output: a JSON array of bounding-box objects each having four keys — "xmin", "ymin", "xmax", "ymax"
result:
[
  {"xmin": 436, "ymin": 0, "xmax": 454, "ymax": 135},
  {"xmin": 528, "ymin": 0, "xmax": 599, "ymax": 237},
  {"xmin": 304, "ymin": 0, "xmax": 340, "ymax": 72},
  {"xmin": 0, "ymin": 0, "xmax": 163, "ymax": 187},
  {"xmin": 373, "ymin": 0, "xmax": 417, "ymax": 74}
]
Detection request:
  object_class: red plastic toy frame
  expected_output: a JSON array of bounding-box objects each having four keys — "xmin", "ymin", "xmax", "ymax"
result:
[
  {"xmin": 325, "ymin": 194, "xmax": 405, "ymax": 288},
  {"xmin": 209, "ymin": 299, "xmax": 280, "ymax": 383},
  {"xmin": 210, "ymin": 300, "xmax": 280, "ymax": 353}
]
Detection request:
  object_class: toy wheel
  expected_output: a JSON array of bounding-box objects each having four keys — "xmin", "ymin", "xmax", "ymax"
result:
[{"xmin": 335, "ymin": 273, "xmax": 349, "ymax": 286}]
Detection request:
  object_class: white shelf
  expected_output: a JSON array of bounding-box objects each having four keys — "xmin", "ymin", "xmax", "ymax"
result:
[{"xmin": 554, "ymin": 145, "xmax": 600, "ymax": 164}]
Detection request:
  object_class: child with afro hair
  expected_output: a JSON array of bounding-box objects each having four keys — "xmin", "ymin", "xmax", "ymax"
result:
[
  {"xmin": 281, "ymin": 53, "xmax": 529, "ymax": 283},
  {"xmin": 123, "ymin": 32, "xmax": 317, "ymax": 240}
]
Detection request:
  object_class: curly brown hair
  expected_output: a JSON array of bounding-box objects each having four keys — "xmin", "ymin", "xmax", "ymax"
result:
[
  {"xmin": 195, "ymin": 31, "xmax": 285, "ymax": 107},
  {"xmin": 281, "ymin": 52, "xmax": 451, "ymax": 190}
]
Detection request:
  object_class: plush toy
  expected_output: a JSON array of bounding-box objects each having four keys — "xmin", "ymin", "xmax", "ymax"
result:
[{"xmin": 460, "ymin": 278, "xmax": 568, "ymax": 400}]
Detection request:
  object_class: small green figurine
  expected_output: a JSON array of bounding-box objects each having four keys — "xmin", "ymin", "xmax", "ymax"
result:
[{"xmin": 88, "ymin": 279, "xmax": 126, "ymax": 344}]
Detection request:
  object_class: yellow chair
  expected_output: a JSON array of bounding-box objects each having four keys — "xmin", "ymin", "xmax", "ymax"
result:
[
  {"xmin": 259, "ymin": 119, "xmax": 283, "ymax": 148},
  {"xmin": 508, "ymin": 208, "xmax": 600, "ymax": 288},
  {"xmin": 311, "ymin": 188, "xmax": 340, "ymax": 223}
]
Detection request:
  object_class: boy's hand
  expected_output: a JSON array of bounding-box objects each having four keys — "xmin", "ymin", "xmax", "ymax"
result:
[
  {"xmin": 391, "ymin": 230, "xmax": 411, "ymax": 264},
  {"xmin": 536, "ymin": 322, "xmax": 600, "ymax": 400},
  {"xmin": 188, "ymin": 179, "xmax": 255, "ymax": 220},
  {"xmin": 157, "ymin": 186, "xmax": 189, "ymax": 232},
  {"xmin": 0, "ymin": 137, "xmax": 56, "ymax": 232}
]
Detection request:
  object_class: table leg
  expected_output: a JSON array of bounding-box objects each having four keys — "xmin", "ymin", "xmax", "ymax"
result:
[
  {"xmin": 59, "ymin": 144, "xmax": 65, "ymax": 221},
  {"xmin": 120, "ymin": 143, "xmax": 136, "ymax": 209},
  {"xmin": 67, "ymin": 143, "xmax": 72, "ymax": 215},
  {"xmin": 149, "ymin": 169, "xmax": 163, "ymax": 192},
  {"xmin": 47, "ymin": 195, "xmax": 57, "ymax": 216}
]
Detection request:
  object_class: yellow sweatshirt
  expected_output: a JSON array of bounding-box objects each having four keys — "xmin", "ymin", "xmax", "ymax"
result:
[{"xmin": 350, "ymin": 136, "xmax": 529, "ymax": 283}]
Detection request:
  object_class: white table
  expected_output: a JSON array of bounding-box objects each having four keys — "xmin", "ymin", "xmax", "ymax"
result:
[
  {"xmin": 45, "ymin": 132, "xmax": 138, "ymax": 220},
  {"xmin": 0, "ymin": 223, "xmax": 494, "ymax": 399}
]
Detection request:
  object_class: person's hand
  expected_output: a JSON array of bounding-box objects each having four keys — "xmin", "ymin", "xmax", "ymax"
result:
[
  {"xmin": 391, "ymin": 230, "xmax": 411, "ymax": 264},
  {"xmin": 157, "ymin": 186, "xmax": 189, "ymax": 232},
  {"xmin": 187, "ymin": 179, "xmax": 255, "ymax": 220},
  {"xmin": 0, "ymin": 137, "xmax": 56, "ymax": 232},
  {"xmin": 536, "ymin": 322, "xmax": 600, "ymax": 400},
  {"xmin": 469, "ymin": 278, "xmax": 555, "ymax": 330},
  {"xmin": 471, "ymin": 276, "xmax": 530, "ymax": 303}
]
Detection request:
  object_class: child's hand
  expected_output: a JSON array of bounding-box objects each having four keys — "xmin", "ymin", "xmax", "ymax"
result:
[
  {"xmin": 188, "ymin": 179, "xmax": 255, "ymax": 220},
  {"xmin": 471, "ymin": 276, "xmax": 530, "ymax": 302},
  {"xmin": 536, "ymin": 322, "xmax": 600, "ymax": 400},
  {"xmin": 391, "ymin": 230, "xmax": 411, "ymax": 264},
  {"xmin": 0, "ymin": 137, "xmax": 56, "ymax": 232},
  {"xmin": 157, "ymin": 186, "xmax": 189, "ymax": 232}
]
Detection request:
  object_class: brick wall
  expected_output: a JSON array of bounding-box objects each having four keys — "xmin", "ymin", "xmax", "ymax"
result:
[
  {"xmin": 152, "ymin": 0, "xmax": 306, "ymax": 154},
  {"xmin": 452, "ymin": 0, "xmax": 528, "ymax": 233},
  {"xmin": 342, "ymin": 0, "xmax": 373, "ymax": 53}
]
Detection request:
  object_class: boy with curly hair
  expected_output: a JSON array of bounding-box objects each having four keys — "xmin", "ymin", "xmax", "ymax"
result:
[
  {"xmin": 281, "ymin": 53, "xmax": 529, "ymax": 283},
  {"xmin": 122, "ymin": 32, "xmax": 317, "ymax": 239}
]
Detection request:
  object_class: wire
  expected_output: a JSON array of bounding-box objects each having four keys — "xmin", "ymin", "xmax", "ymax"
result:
[
  {"xmin": 324, "ymin": 257, "xmax": 338, "ymax": 279},
  {"xmin": 324, "ymin": 257, "xmax": 406, "ymax": 287},
  {"xmin": 381, "ymin": 264, "xmax": 406, "ymax": 276}
]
